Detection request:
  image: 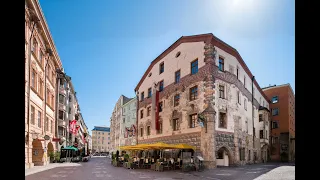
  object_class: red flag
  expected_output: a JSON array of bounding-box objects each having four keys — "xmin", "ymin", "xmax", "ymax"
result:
[
  {"xmin": 155, "ymin": 90, "xmax": 160, "ymax": 130},
  {"xmin": 69, "ymin": 120, "xmax": 77, "ymax": 133}
]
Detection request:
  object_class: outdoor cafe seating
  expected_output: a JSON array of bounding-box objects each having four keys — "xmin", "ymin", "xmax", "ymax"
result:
[{"xmin": 117, "ymin": 142, "xmax": 198, "ymax": 172}]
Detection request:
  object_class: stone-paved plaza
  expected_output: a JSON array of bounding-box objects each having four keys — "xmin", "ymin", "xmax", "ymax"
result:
[{"xmin": 25, "ymin": 157, "xmax": 295, "ymax": 180}]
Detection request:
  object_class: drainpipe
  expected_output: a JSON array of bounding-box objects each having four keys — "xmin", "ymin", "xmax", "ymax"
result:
[
  {"xmin": 251, "ymin": 76, "xmax": 255, "ymax": 163},
  {"xmin": 26, "ymin": 8, "xmax": 39, "ymax": 165}
]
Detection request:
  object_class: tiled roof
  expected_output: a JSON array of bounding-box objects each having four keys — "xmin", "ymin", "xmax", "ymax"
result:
[{"xmin": 92, "ymin": 126, "xmax": 110, "ymax": 132}]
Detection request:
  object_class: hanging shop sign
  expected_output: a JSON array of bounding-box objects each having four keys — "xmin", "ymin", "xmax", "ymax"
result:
[{"xmin": 44, "ymin": 135, "xmax": 50, "ymax": 140}]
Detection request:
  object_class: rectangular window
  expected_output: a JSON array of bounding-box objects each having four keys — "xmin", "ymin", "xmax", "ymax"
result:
[
  {"xmin": 173, "ymin": 118, "xmax": 179, "ymax": 131},
  {"xmin": 159, "ymin": 102, "xmax": 163, "ymax": 112},
  {"xmin": 141, "ymin": 92, "xmax": 144, "ymax": 101},
  {"xmin": 174, "ymin": 94, "xmax": 180, "ymax": 107},
  {"xmin": 259, "ymin": 114, "xmax": 263, "ymax": 122},
  {"xmin": 219, "ymin": 112, "xmax": 227, "ymax": 128},
  {"xmin": 266, "ymin": 130, "xmax": 268, "ymax": 139},
  {"xmin": 31, "ymin": 70, "xmax": 36, "ymax": 89},
  {"xmin": 272, "ymin": 137, "xmax": 279, "ymax": 144},
  {"xmin": 31, "ymin": 106, "xmax": 35, "ymax": 125},
  {"xmin": 157, "ymin": 122, "xmax": 162, "ymax": 134},
  {"xmin": 159, "ymin": 81, "xmax": 164, "ymax": 92},
  {"xmin": 159, "ymin": 62, "xmax": 164, "ymax": 74},
  {"xmin": 236, "ymin": 67, "xmax": 239, "ymax": 79},
  {"xmin": 123, "ymin": 118, "xmax": 125, "ymax": 123},
  {"xmin": 260, "ymin": 130, "xmax": 264, "ymax": 139},
  {"xmin": 59, "ymin": 94, "xmax": 65, "ymax": 104},
  {"xmin": 272, "ymin": 96, "xmax": 279, "ymax": 103},
  {"xmin": 175, "ymin": 70, "xmax": 181, "ymax": 83},
  {"xmin": 68, "ymin": 107, "xmax": 71, "ymax": 114},
  {"xmin": 219, "ymin": 85, "xmax": 225, "ymax": 99},
  {"xmin": 189, "ymin": 114, "xmax": 197, "ymax": 128},
  {"xmin": 248, "ymin": 150, "xmax": 251, "ymax": 161},
  {"xmin": 240, "ymin": 148, "xmax": 245, "ymax": 161},
  {"xmin": 244, "ymin": 99, "xmax": 247, "ymax": 110},
  {"xmin": 38, "ymin": 111, "xmax": 41, "ymax": 128},
  {"xmin": 272, "ymin": 108, "xmax": 279, "ymax": 116},
  {"xmin": 140, "ymin": 128, "xmax": 143, "ymax": 137},
  {"xmin": 148, "ymin": 88, "xmax": 152, "ymax": 98},
  {"xmin": 32, "ymin": 39, "xmax": 37, "ymax": 53},
  {"xmin": 45, "ymin": 117, "xmax": 49, "ymax": 131},
  {"xmin": 191, "ymin": 59, "xmax": 198, "ymax": 75},
  {"xmin": 51, "ymin": 94, "xmax": 54, "ymax": 107},
  {"xmin": 244, "ymin": 76, "xmax": 246, "ymax": 88},
  {"xmin": 140, "ymin": 109, "xmax": 144, "ymax": 119},
  {"xmin": 39, "ymin": 51, "xmax": 43, "ymax": 65},
  {"xmin": 272, "ymin": 121, "xmax": 279, "ymax": 129},
  {"xmin": 190, "ymin": 86, "xmax": 198, "ymax": 101},
  {"xmin": 219, "ymin": 57, "xmax": 224, "ymax": 71},
  {"xmin": 147, "ymin": 126, "xmax": 151, "ymax": 135},
  {"xmin": 147, "ymin": 107, "xmax": 151, "ymax": 116},
  {"xmin": 39, "ymin": 80, "xmax": 43, "ymax": 97},
  {"xmin": 59, "ymin": 110, "xmax": 64, "ymax": 120},
  {"xmin": 237, "ymin": 91, "xmax": 241, "ymax": 104},
  {"xmin": 51, "ymin": 120, "xmax": 53, "ymax": 133},
  {"xmin": 58, "ymin": 127, "xmax": 63, "ymax": 136}
]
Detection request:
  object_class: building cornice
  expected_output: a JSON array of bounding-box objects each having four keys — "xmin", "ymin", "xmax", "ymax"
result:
[{"xmin": 27, "ymin": 0, "xmax": 63, "ymax": 69}]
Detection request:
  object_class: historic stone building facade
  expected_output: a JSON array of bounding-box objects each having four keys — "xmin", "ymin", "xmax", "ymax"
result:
[
  {"xmin": 110, "ymin": 95, "xmax": 131, "ymax": 153},
  {"xmin": 135, "ymin": 33, "xmax": 270, "ymax": 168},
  {"xmin": 262, "ymin": 84, "xmax": 295, "ymax": 162},
  {"xmin": 120, "ymin": 97, "xmax": 137, "ymax": 146},
  {"xmin": 92, "ymin": 126, "xmax": 111, "ymax": 153},
  {"xmin": 25, "ymin": 0, "xmax": 62, "ymax": 168},
  {"xmin": 25, "ymin": 0, "xmax": 88, "ymax": 169}
]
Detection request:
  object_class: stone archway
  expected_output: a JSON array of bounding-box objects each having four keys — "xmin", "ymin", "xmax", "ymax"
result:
[
  {"xmin": 47, "ymin": 142, "xmax": 54, "ymax": 157},
  {"xmin": 216, "ymin": 146, "xmax": 233, "ymax": 167},
  {"xmin": 32, "ymin": 139, "xmax": 44, "ymax": 166}
]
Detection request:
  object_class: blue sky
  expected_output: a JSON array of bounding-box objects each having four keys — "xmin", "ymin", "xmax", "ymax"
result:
[{"xmin": 39, "ymin": 0, "xmax": 295, "ymax": 132}]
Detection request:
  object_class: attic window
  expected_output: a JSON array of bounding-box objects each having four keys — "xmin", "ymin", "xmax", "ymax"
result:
[
  {"xmin": 148, "ymin": 72, "xmax": 152, "ymax": 77},
  {"xmin": 175, "ymin": 51, "xmax": 181, "ymax": 58}
]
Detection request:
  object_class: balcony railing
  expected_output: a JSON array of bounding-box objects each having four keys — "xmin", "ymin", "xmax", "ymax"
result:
[{"xmin": 260, "ymin": 138, "xmax": 269, "ymax": 144}]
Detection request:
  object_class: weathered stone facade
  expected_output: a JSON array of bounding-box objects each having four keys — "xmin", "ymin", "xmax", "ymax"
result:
[{"xmin": 135, "ymin": 34, "xmax": 270, "ymax": 168}]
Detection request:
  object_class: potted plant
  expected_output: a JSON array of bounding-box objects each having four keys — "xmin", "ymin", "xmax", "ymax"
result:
[
  {"xmin": 54, "ymin": 152, "xmax": 61, "ymax": 163},
  {"xmin": 49, "ymin": 152, "xmax": 55, "ymax": 163}
]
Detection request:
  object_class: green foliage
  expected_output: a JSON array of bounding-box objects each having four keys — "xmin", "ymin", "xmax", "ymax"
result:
[
  {"xmin": 124, "ymin": 154, "xmax": 129, "ymax": 162},
  {"xmin": 54, "ymin": 152, "xmax": 60, "ymax": 161},
  {"xmin": 49, "ymin": 152, "xmax": 54, "ymax": 158}
]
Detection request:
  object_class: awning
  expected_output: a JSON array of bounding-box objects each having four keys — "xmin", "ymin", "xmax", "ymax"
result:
[
  {"xmin": 62, "ymin": 146, "xmax": 78, "ymax": 151},
  {"xmin": 173, "ymin": 144, "xmax": 196, "ymax": 151}
]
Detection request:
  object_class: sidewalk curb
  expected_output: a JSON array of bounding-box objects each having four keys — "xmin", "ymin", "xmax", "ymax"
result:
[{"xmin": 25, "ymin": 163, "xmax": 81, "ymax": 176}]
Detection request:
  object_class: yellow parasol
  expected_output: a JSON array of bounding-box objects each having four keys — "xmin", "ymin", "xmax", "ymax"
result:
[
  {"xmin": 144, "ymin": 142, "xmax": 176, "ymax": 150},
  {"xmin": 174, "ymin": 143, "xmax": 196, "ymax": 151}
]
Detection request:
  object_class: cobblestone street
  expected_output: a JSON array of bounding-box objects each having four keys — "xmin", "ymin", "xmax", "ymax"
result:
[{"xmin": 25, "ymin": 157, "xmax": 295, "ymax": 180}]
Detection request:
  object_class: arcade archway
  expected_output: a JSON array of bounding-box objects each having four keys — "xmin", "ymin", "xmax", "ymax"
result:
[{"xmin": 32, "ymin": 139, "xmax": 44, "ymax": 166}]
